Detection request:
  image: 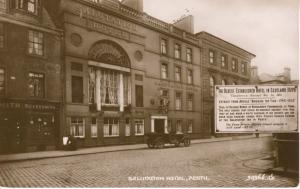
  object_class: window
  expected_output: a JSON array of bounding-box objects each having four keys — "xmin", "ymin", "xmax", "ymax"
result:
[
  {"xmin": 221, "ymin": 79, "xmax": 227, "ymax": 85},
  {"xmin": 175, "ymin": 92, "xmax": 182, "ymax": 110},
  {"xmin": 176, "ymin": 120, "xmax": 183, "ymax": 133},
  {"xmin": 0, "ymin": 0, "xmax": 6, "ymax": 10},
  {"xmin": 187, "ymin": 120, "xmax": 193, "ymax": 133},
  {"xmin": 187, "ymin": 93, "xmax": 194, "ymax": 111},
  {"xmin": 209, "ymin": 50, "xmax": 215, "ymax": 64},
  {"xmin": 135, "ymin": 85, "xmax": 143, "ymax": 107},
  {"xmin": 160, "ymin": 38, "xmax": 167, "ymax": 55},
  {"xmin": 70, "ymin": 117, "xmax": 85, "ymax": 137},
  {"xmin": 174, "ymin": 44, "xmax": 181, "ymax": 59},
  {"xmin": 160, "ymin": 89, "xmax": 169, "ymax": 106},
  {"xmin": 167, "ymin": 120, "xmax": 172, "ymax": 133},
  {"xmin": 186, "ymin": 48, "xmax": 192, "ymax": 62},
  {"xmin": 187, "ymin": 69, "xmax": 193, "ymax": 84},
  {"xmin": 28, "ymin": 30, "xmax": 43, "ymax": 56},
  {"xmin": 0, "ymin": 68, "xmax": 4, "ymax": 97},
  {"xmin": 91, "ymin": 117, "xmax": 97, "ymax": 138},
  {"xmin": 28, "ymin": 72, "xmax": 44, "ymax": 98},
  {"xmin": 221, "ymin": 55, "xmax": 227, "ymax": 68},
  {"xmin": 103, "ymin": 118, "xmax": 119, "ymax": 137},
  {"xmin": 209, "ymin": 76, "xmax": 215, "ymax": 97},
  {"xmin": 242, "ymin": 62, "xmax": 247, "ymax": 74},
  {"xmin": 0, "ymin": 23, "xmax": 4, "ymax": 48},
  {"xmin": 15, "ymin": 0, "xmax": 39, "ymax": 15},
  {"xmin": 161, "ymin": 63, "xmax": 168, "ymax": 79},
  {"xmin": 175, "ymin": 66, "xmax": 181, "ymax": 82},
  {"xmin": 232, "ymin": 58, "xmax": 238, "ymax": 71},
  {"xmin": 232, "ymin": 82, "xmax": 237, "ymax": 85},
  {"xmin": 135, "ymin": 119, "xmax": 144, "ymax": 136},
  {"xmin": 125, "ymin": 118, "xmax": 131, "ymax": 136},
  {"xmin": 72, "ymin": 76, "xmax": 83, "ymax": 103}
]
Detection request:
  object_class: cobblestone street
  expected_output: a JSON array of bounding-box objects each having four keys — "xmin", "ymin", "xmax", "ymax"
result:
[{"xmin": 0, "ymin": 137, "xmax": 298, "ymax": 187}]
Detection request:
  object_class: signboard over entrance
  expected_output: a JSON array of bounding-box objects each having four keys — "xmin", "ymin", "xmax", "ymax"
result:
[{"xmin": 215, "ymin": 85, "xmax": 298, "ymax": 133}]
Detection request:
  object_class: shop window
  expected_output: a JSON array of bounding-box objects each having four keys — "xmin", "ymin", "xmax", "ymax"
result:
[
  {"xmin": 209, "ymin": 76, "xmax": 215, "ymax": 97},
  {"xmin": 0, "ymin": 68, "xmax": 4, "ymax": 97},
  {"xmin": 135, "ymin": 119, "xmax": 144, "ymax": 136},
  {"xmin": 175, "ymin": 92, "xmax": 182, "ymax": 110},
  {"xmin": 0, "ymin": 23, "xmax": 4, "ymax": 48},
  {"xmin": 70, "ymin": 117, "xmax": 85, "ymax": 138},
  {"xmin": 161, "ymin": 63, "xmax": 168, "ymax": 79},
  {"xmin": 13, "ymin": 0, "xmax": 40, "ymax": 15},
  {"xmin": 135, "ymin": 85, "xmax": 143, "ymax": 107},
  {"xmin": 186, "ymin": 48, "xmax": 192, "ymax": 62},
  {"xmin": 160, "ymin": 38, "xmax": 167, "ymax": 55},
  {"xmin": 187, "ymin": 69, "xmax": 193, "ymax": 84},
  {"xmin": 91, "ymin": 117, "xmax": 97, "ymax": 138},
  {"xmin": 0, "ymin": 0, "xmax": 6, "ymax": 10},
  {"xmin": 176, "ymin": 120, "xmax": 182, "ymax": 133},
  {"xmin": 221, "ymin": 55, "xmax": 227, "ymax": 68},
  {"xmin": 103, "ymin": 118, "xmax": 119, "ymax": 137},
  {"xmin": 125, "ymin": 118, "xmax": 131, "ymax": 136},
  {"xmin": 187, "ymin": 93, "xmax": 194, "ymax": 111},
  {"xmin": 28, "ymin": 30, "xmax": 43, "ymax": 56},
  {"xmin": 175, "ymin": 66, "xmax": 181, "ymax": 82},
  {"xmin": 187, "ymin": 120, "xmax": 193, "ymax": 133},
  {"xmin": 28, "ymin": 72, "xmax": 44, "ymax": 98},
  {"xmin": 174, "ymin": 44, "xmax": 181, "ymax": 59},
  {"xmin": 72, "ymin": 76, "xmax": 83, "ymax": 103},
  {"xmin": 209, "ymin": 50, "xmax": 215, "ymax": 64}
]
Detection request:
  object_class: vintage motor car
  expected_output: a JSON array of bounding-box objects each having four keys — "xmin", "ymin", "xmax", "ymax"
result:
[{"xmin": 145, "ymin": 132, "xmax": 191, "ymax": 149}]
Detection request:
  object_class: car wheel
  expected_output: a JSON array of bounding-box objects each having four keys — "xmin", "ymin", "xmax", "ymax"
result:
[
  {"xmin": 155, "ymin": 140, "xmax": 164, "ymax": 149},
  {"xmin": 184, "ymin": 138, "xmax": 191, "ymax": 147},
  {"xmin": 174, "ymin": 140, "xmax": 180, "ymax": 147},
  {"xmin": 147, "ymin": 142, "xmax": 154, "ymax": 149}
]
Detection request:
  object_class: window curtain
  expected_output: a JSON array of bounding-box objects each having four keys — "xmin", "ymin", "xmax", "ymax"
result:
[{"xmin": 89, "ymin": 67, "xmax": 96, "ymax": 103}]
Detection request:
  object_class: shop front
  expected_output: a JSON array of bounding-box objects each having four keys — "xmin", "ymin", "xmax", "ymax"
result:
[{"xmin": 0, "ymin": 99, "xmax": 60, "ymax": 154}]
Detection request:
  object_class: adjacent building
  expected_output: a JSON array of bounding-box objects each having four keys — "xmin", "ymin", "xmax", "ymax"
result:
[
  {"xmin": 0, "ymin": 0, "xmax": 62, "ymax": 154},
  {"xmin": 196, "ymin": 32, "xmax": 256, "ymax": 135}
]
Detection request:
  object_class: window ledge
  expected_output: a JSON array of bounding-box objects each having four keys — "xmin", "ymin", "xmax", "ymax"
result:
[
  {"xmin": 104, "ymin": 135, "xmax": 119, "ymax": 138},
  {"xmin": 135, "ymin": 134, "xmax": 144, "ymax": 136}
]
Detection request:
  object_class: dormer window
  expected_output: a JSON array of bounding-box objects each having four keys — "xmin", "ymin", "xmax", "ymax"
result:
[{"xmin": 14, "ymin": 0, "xmax": 40, "ymax": 15}]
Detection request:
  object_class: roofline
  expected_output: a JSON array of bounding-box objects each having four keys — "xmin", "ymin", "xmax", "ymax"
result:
[{"xmin": 196, "ymin": 31, "xmax": 256, "ymax": 58}]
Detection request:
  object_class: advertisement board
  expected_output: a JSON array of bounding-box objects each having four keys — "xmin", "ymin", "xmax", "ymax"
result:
[{"xmin": 215, "ymin": 85, "xmax": 298, "ymax": 133}]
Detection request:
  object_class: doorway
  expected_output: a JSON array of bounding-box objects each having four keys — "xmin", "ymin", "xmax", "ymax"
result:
[{"xmin": 154, "ymin": 119, "xmax": 165, "ymax": 134}]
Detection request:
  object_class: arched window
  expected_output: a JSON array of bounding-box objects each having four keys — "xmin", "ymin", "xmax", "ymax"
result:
[
  {"xmin": 209, "ymin": 76, "xmax": 215, "ymax": 97},
  {"xmin": 221, "ymin": 79, "xmax": 227, "ymax": 85}
]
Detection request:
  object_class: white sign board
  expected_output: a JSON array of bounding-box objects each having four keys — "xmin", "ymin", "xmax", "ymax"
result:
[{"xmin": 215, "ymin": 85, "xmax": 298, "ymax": 133}]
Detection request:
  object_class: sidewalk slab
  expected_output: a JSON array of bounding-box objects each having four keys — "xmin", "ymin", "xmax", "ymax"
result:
[{"xmin": 0, "ymin": 134, "xmax": 272, "ymax": 163}]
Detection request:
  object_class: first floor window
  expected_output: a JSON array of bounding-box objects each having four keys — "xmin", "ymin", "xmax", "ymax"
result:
[
  {"xmin": 242, "ymin": 62, "xmax": 247, "ymax": 74},
  {"xmin": 28, "ymin": 72, "xmax": 44, "ymax": 98},
  {"xmin": 135, "ymin": 85, "xmax": 143, "ymax": 107},
  {"xmin": 72, "ymin": 76, "xmax": 83, "ymax": 103},
  {"xmin": 160, "ymin": 38, "xmax": 167, "ymax": 55},
  {"xmin": 175, "ymin": 66, "xmax": 181, "ymax": 82},
  {"xmin": 135, "ymin": 119, "xmax": 144, "ymax": 136},
  {"xmin": 209, "ymin": 50, "xmax": 215, "ymax": 64},
  {"xmin": 91, "ymin": 117, "xmax": 97, "ymax": 138},
  {"xmin": 160, "ymin": 89, "xmax": 169, "ymax": 106},
  {"xmin": 0, "ymin": 23, "xmax": 4, "ymax": 48},
  {"xmin": 161, "ymin": 63, "xmax": 168, "ymax": 79},
  {"xmin": 209, "ymin": 76, "xmax": 215, "ymax": 97},
  {"xmin": 28, "ymin": 30, "xmax": 43, "ymax": 56},
  {"xmin": 221, "ymin": 55, "xmax": 227, "ymax": 68},
  {"xmin": 103, "ymin": 118, "xmax": 119, "ymax": 137},
  {"xmin": 187, "ymin": 120, "xmax": 193, "ymax": 133},
  {"xmin": 175, "ymin": 92, "xmax": 182, "ymax": 110},
  {"xmin": 125, "ymin": 118, "xmax": 131, "ymax": 136},
  {"xmin": 186, "ymin": 48, "xmax": 192, "ymax": 62},
  {"xmin": 187, "ymin": 93, "xmax": 194, "ymax": 111},
  {"xmin": 70, "ymin": 117, "xmax": 85, "ymax": 137},
  {"xmin": 167, "ymin": 120, "xmax": 172, "ymax": 133},
  {"xmin": 0, "ymin": 68, "xmax": 4, "ymax": 97},
  {"xmin": 232, "ymin": 59, "xmax": 238, "ymax": 71},
  {"xmin": 15, "ymin": 0, "xmax": 39, "ymax": 15},
  {"xmin": 187, "ymin": 69, "xmax": 193, "ymax": 84},
  {"xmin": 174, "ymin": 44, "xmax": 181, "ymax": 59},
  {"xmin": 176, "ymin": 120, "xmax": 182, "ymax": 133}
]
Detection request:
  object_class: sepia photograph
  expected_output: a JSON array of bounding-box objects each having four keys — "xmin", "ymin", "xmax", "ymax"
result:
[{"xmin": 0, "ymin": 0, "xmax": 299, "ymax": 187}]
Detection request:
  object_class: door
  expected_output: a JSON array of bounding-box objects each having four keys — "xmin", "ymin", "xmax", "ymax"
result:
[{"xmin": 154, "ymin": 119, "xmax": 165, "ymax": 134}]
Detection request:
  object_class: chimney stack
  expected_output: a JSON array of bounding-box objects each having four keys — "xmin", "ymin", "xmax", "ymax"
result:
[
  {"xmin": 283, "ymin": 67, "xmax": 291, "ymax": 82},
  {"xmin": 173, "ymin": 15, "xmax": 194, "ymax": 34}
]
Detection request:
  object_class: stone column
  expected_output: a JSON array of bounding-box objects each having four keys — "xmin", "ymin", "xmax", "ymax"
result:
[
  {"xmin": 164, "ymin": 118, "xmax": 168, "ymax": 134},
  {"xmin": 151, "ymin": 118, "xmax": 155, "ymax": 133},
  {"xmin": 96, "ymin": 70, "xmax": 101, "ymax": 111},
  {"xmin": 119, "ymin": 73, "xmax": 124, "ymax": 112}
]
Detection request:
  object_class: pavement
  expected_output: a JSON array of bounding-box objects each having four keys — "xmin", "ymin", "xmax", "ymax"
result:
[{"xmin": 0, "ymin": 134, "xmax": 271, "ymax": 163}]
